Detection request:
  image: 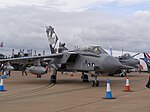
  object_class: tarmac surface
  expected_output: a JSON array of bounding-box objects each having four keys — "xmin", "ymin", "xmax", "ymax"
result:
[{"xmin": 0, "ymin": 71, "xmax": 150, "ymax": 112}]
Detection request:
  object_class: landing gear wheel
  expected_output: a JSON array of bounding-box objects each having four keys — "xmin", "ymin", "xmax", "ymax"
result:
[
  {"xmin": 37, "ymin": 75, "xmax": 41, "ymax": 78},
  {"xmin": 121, "ymin": 74, "xmax": 124, "ymax": 77},
  {"xmin": 50, "ymin": 74, "xmax": 56, "ymax": 83},
  {"xmin": 92, "ymin": 80, "xmax": 99, "ymax": 86},
  {"xmin": 96, "ymin": 80, "xmax": 99, "ymax": 86},
  {"xmin": 92, "ymin": 81, "xmax": 95, "ymax": 86}
]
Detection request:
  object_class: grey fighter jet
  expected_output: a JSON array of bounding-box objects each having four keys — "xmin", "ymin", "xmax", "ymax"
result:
[
  {"xmin": 117, "ymin": 53, "xmax": 140, "ymax": 68},
  {"xmin": 109, "ymin": 53, "xmax": 140, "ymax": 76},
  {"xmin": 0, "ymin": 26, "xmax": 133, "ymax": 86}
]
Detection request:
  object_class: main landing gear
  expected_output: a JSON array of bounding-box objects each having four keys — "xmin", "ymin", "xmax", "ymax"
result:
[
  {"xmin": 37, "ymin": 75, "xmax": 41, "ymax": 78},
  {"xmin": 81, "ymin": 72, "xmax": 89, "ymax": 82},
  {"xmin": 81, "ymin": 72, "xmax": 99, "ymax": 86},
  {"xmin": 49, "ymin": 65, "xmax": 57, "ymax": 83},
  {"xmin": 50, "ymin": 74, "xmax": 57, "ymax": 83},
  {"xmin": 119, "ymin": 70, "xmax": 127, "ymax": 77}
]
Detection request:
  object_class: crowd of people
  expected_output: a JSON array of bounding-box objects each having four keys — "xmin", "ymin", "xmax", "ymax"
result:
[{"xmin": 0, "ymin": 63, "xmax": 10, "ymax": 77}]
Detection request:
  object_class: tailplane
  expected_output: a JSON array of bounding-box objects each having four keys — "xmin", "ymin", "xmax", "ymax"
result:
[{"xmin": 143, "ymin": 53, "xmax": 150, "ymax": 59}]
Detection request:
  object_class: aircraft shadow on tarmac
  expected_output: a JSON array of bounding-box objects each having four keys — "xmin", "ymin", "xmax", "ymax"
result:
[{"xmin": 47, "ymin": 78, "xmax": 125, "ymax": 87}]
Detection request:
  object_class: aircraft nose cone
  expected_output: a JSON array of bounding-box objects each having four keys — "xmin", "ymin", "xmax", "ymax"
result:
[
  {"xmin": 130, "ymin": 59, "xmax": 140, "ymax": 66},
  {"xmin": 103, "ymin": 56, "xmax": 122, "ymax": 72}
]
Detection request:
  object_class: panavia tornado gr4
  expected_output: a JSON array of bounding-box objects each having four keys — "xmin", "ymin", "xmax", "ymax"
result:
[{"xmin": 0, "ymin": 26, "xmax": 133, "ymax": 86}]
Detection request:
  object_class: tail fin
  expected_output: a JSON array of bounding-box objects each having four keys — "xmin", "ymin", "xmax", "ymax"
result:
[
  {"xmin": 143, "ymin": 53, "xmax": 150, "ymax": 65},
  {"xmin": 46, "ymin": 26, "xmax": 58, "ymax": 54},
  {"xmin": 46, "ymin": 26, "xmax": 68, "ymax": 54},
  {"xmin": 144, "ymin": 53, "xmax": 150, "ymax": 59}
]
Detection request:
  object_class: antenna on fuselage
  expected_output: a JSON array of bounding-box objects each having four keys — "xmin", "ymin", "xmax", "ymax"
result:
[
  {"xmin": 109, "ymin": 46, "xmax": 113, "ymax": 56},
  {"xmin": 122, "ymin": 43, "xmax": 124, "ymax": 55}
]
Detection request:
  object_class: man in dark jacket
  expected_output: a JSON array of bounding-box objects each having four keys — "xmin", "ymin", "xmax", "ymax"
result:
[{"xmin": 22, "ymin": 64, "xmax": 28, "ymax": 76}]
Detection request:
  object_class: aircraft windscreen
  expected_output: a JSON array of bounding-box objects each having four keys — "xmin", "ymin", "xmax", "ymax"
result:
[
  {"xmin": 121, "ymin": 53, "xmax": 132, "ymax": 58},
  {"xmin": 79, "ymin": 46, "xmax": 107, "ymax": 55}
]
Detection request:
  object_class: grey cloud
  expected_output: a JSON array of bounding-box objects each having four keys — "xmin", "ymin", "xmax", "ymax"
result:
[
  {"xmin": 0, "ymin": 5, "xmax": 150, "ymax": 55},
  {"xmin": 74, "ymin": 17, "xmax": 150, "ymax": 52}
]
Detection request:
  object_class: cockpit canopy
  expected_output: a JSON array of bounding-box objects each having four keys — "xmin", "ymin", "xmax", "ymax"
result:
[
  {"xmin": 120, "ymin": 53, "xmax": 132, "ymax": 59},
  {"xmin": 78, "ymin": 46, "xmax": 107, "ymax": 55}
]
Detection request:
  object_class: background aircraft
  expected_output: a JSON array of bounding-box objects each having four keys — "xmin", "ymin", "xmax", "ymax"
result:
[
  {"xmin": 0, "ymin": 26, "xmax": 133, "ymax": 86},
  {"xmin": 108, "ymin": 52, "xmax": 140, "ymax": 76},
  {"xmin": 117, "ymin": 53, "xmax": 140, "ymax": 76},
  {"xmin": 117, "ymin": 53, "xmax": 140, "ymax": 68},
  {"xmin": 140, "ymin": 52, "xmax": 150, "ymax": 72}
]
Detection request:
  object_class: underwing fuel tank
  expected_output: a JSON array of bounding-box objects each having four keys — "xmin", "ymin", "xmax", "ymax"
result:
[{"xmin": 28, "ymin": 66, "xmax": 46, "ymax": 75}]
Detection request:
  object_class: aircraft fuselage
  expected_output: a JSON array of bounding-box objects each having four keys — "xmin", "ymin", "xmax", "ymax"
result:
[{"xmin": 49, "ymin": 52, "xmax": 122, "ymax": 74}]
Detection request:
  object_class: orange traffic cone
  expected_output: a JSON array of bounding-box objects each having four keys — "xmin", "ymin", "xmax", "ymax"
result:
[{"xmin": 123, "ymin": 77, "xmax": 133, "ymax": 92}]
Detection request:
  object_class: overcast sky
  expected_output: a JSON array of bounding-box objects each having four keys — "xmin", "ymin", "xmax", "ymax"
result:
[{"xmin": 0, "ymin": 0, "xmax": 150, "ymax": 55}]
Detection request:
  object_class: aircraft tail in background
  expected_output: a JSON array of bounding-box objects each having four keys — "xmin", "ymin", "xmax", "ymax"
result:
[
  {"xmin": 142, "ymin": 53, "xmax": 150, "ymax": 71},
  {"xmin": 143, "ymin": 53, "xmax": 150, "ymax": 59},
  {"xmin": 143, "ymin": 52, "xmax": 150, "ymax": 65}
]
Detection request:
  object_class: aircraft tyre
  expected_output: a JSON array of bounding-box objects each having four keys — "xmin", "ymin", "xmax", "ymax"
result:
[
  {"xmin": 37, "ymin": 75, "xmax": 41, "ymax": 78},
  {"xmin": 92, "ymin": 80, "xmax": 99, "ymax": 86},
  {"xmin": 92, "ymin": 81, "xmax": 95, "ymax": 86},
  {"xmin": 120, "ymin": 74, "xmax": 124, "ymax": 77},
  {"xmin": 96, "ymin": 80, "xmax": 99, "ymax": 86},
  {"xmin": 50, "ymin": 74, "xmax": 56, "ymax": 83}
]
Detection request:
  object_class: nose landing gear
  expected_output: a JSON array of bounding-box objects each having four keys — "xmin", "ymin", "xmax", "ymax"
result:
[{"xmin": 92, "ymin": 75, "xmax": 99, "ymax": 87}]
